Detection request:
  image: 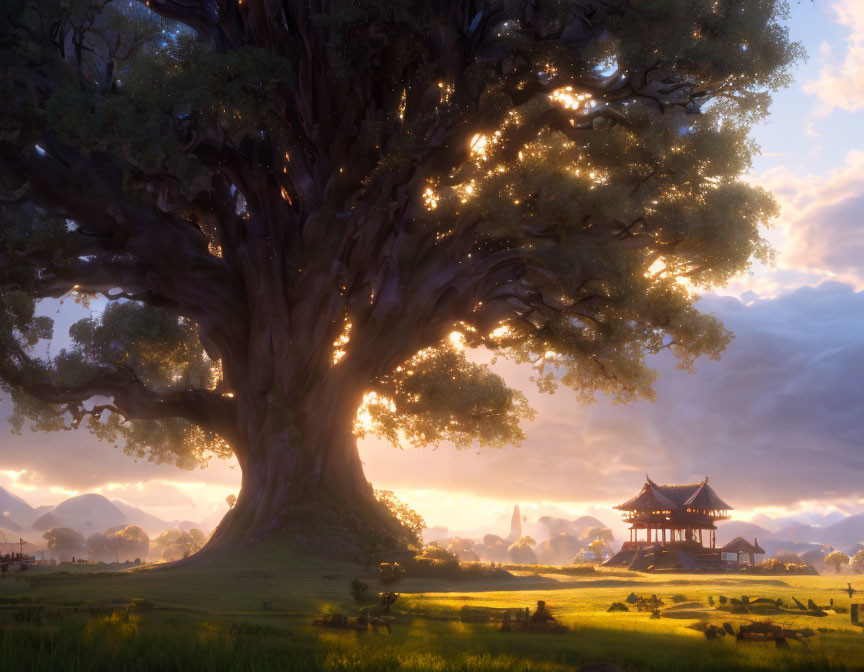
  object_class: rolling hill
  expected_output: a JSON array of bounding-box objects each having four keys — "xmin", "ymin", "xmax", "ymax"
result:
[
  {"xmin": 714, "ymin": 520, "xmax": 773, "ymax": 547},
  {"xmin": 821, "ymin": 513, "xmax": 864, "ymax": 549},
  {"xmin": 0, "ymin": 486, "xmax": 34, "ymax": 527}
]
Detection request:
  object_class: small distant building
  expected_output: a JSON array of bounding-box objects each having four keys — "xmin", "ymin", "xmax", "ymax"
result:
[
  {"xmin": 605, "ymin": 476, "xmax": 734, "ymax": 571},
  {"xmin": 720, "ymin": 537, "xmax": 765, "ymax": 566}
]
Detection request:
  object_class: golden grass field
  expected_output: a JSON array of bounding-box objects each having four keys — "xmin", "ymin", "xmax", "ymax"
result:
[{"xmin": 1, "ymin": 547, "xmax": 862, "ymax": 671}]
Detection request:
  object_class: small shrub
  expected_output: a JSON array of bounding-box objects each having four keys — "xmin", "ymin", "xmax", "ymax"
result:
[
  {"xmin": 350, "ymin": 579, "xmax": 370, "ymax": 603},
  {"xmin": 671, "ymin": 594, "xmax": 688, "ymax": 603},
  {"xmin": 752, "ymin": 560, "xmax": 818, "ymax": 575},
  {"xmin": 635, "ymin": 595, "xmax": 664, "ymax": 612},
  {"xmin": 504, "ymin": 563, "xmax": 596, "ymax": 576},
  {"xmin": 607, "ymin": 602, "xmax": 629, "ymax": 612},
  {"xmin": 416, "ymin": 545, "xmax": 459, "ymax": 567},
  {"xmin": 378, "ymin": 562, "xmax": 405, "ymax": 584},
  {"xmin": 406, "ymin": 558, "xmax": 512, "ymax": 581},
  {"xmin": 130, "ymin": 599, "xmax": 155, "ymax": 611}
]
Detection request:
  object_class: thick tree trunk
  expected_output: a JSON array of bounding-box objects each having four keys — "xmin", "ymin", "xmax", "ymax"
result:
[
  {"xmin": 200, "ymin": 369, "xmax": 403, "ymax": 559},
  {"xmin": 186, "ymin": 202, "xmax": 423, "ymax": 561}
]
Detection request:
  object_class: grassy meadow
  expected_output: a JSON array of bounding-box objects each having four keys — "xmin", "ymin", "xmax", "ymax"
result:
[{"xmin": 1, "ymin": 546, "xmax": 862, "ymax": 671}]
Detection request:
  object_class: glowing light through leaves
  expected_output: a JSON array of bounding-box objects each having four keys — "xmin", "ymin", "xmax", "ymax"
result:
[
  {"xmin": 422, "ymin": 186, "xmax": 440, "ymax": 210},
  {"xmin": 548, "ymin": 86, "xmax": 593, "ymax": 111},
  {"xmin": 332, "ymin": 318, "xmax": 352, "ymax": 364}
]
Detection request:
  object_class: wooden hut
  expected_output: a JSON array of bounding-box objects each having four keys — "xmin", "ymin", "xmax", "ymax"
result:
[{"xmin": 720, "ymin": 537, "xmax": 765, "ymax": 566}]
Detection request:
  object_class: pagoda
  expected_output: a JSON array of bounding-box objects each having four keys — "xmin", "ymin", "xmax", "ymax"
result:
[{"xmin": 606, "ymin": 476, "xmax": 733, "ymax": 571}]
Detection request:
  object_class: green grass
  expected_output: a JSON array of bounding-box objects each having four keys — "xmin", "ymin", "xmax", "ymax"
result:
[{"xmin": 1, "ymin": 548, "xmax": 862, "ymax": 671}]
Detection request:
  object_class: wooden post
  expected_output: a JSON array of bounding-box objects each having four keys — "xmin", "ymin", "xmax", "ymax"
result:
[{"xmin": 662, "ymin": 528, "xmax": 666, "ymax": 545}]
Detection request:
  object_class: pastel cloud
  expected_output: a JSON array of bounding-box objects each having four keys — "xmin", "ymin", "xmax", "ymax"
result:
[
  {"xmin": 804, "ymin": 0, "xmax": 864, "ymax": 115},
  {"xmin": 748, "ymin": 150, "xmax": 864, "ymax": 290},
  {"xmin": 361, "ymin": 283, "xmax": 864, "ymax": 513},
  {"xmin": 89, "ymin": 481, "xmax": 197, "ymax": 509}
]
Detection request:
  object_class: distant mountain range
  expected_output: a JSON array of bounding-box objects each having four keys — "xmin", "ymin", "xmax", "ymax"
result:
[
  {"xmin": 716, "ymin": 512, "xmax": 864, "ymax": 556},
  {"xmin": 714, "ymin": 520, "xmax": 773, "ymax": 546},
  {"xmin": 0, "ymin": 486, "xmax": 36, "ymax": 527},
  {"xmin": 0, "ymin": 487, "xmax": 223, "ymax": 545},
  {"xmin": 4, "ymin": 483, "xmax": 864, "ymax": 556}
]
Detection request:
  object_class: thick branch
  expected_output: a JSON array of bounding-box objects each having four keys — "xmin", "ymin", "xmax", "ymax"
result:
[
  {"xmin": 1, "ymin": 134, "xmax": 247, "ymax": 357},
  {"xmin": 26, "ymin": 367, "xmax": 236, "ymax": 438}
]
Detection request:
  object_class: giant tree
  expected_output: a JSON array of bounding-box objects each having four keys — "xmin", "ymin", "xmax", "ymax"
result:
[{"xmin": 0, "ymin": 0, "xmax": 798, "ymax": 555}]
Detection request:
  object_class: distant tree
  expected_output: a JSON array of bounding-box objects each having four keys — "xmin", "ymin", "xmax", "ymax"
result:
[
  {"xmin": 536, "ymin": 533, "xmax": 582, "ymax": 565},
  {"xmin": 581, "ymin": 527, "xmax": 614, "ymax": 543},
  {"xmin": 573, "ymin": 548, "xmax": 594, "ymax": 563},
  {"xmin": 588, "ymin": 538, "xmax": 609, "ymax": 563},
  {"xmin": 477, "ymin": 534, "xmax": 510, "ymax": 563},
  {"xmin": 417, "ymin": 544, "xmax": 460, "ymax": 567},
  {"xmin": 824, "ymin": 551, "xmax": 850, "ymax": 574},
  {"xmin": 509, "ymin": 536, "xmax": 538, "ymax": 564},
  {"xmin": 226, "ymin": 494, "xmax": 237, "ymax": 510},
  {"xmin": 851, "ymin": 549, "xmax": 864, "ymax": 575},
  {"xmin": 188, "ymin": 528, "xmax": 207, "ymax": 550},
  {"xmin": 0, "ymin": 0, "xmax": 802, "ymax": 556},
  {"xmin": 43, "ymin": 528, "xmax": 85, "ymax": 561},
  {"xmin": 444, "ymin": 537, "xmax": 479, "ymax": 562},
  {"xmin": 109, "ymin": 525, "xmax": 150, "ymax": 562},
  {"xmin": 86, "ymin": 532, "xmax": 112, "ymax": 562},
  {"xmin": 153, "ymin": 529, "xmax": 203, "ymax": 561}
]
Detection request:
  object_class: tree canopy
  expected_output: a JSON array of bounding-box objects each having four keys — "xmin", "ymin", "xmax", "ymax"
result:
[
  {"xmin": 86, "ymin": 524, "xmax": 149, "ymax": 561},
  {"xmin": 153, "ymin": 528, "xmax": 206, "ymax": 561},
  {"xmin": 0, "ymin": 0, "xmax": 801, "ymax": 550},
  {"xmin": 43, "ymin": 526, "xmax": 85, "ymax": 558},
  {"xmin": 824, "ymin": 550, "xmax": 850, "ymax": 574}
]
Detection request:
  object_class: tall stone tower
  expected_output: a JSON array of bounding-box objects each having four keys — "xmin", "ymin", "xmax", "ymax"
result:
[{"xmin": 508, "ymin": 505, "xmax": 522, "ymax": 542}]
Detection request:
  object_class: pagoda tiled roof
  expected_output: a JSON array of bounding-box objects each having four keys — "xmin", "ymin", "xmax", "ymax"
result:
[{"xmin": 615, "ymin": 476, "xmax": 733, "ymax": 513}]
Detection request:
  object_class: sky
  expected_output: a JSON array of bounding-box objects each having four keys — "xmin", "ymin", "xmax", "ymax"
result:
[{"xmin": 1, "ymin": 0, "xmax": 864, "ymax": 540}]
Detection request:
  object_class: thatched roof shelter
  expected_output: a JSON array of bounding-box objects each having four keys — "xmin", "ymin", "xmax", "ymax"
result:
[{"xmin": 720, "ymin": 537, "xmax": 765, "ymax": 555}]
